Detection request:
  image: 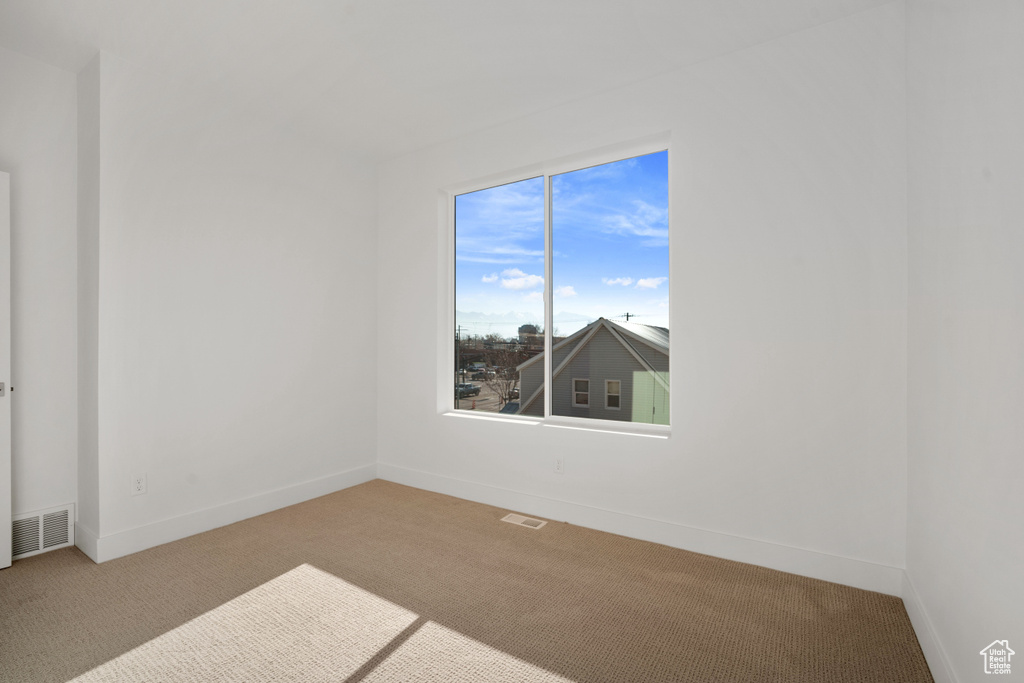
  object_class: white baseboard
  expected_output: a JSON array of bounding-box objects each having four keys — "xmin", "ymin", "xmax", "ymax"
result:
[
  {"xmin": 74, "ymin": 521, "xmax": 99, "ymax": 562},
  {"xmin": 902, "ymin": 572, "xmax": 958, "ymax": 683},
  {"xmin": 80, "ymin": 463, "xmax": 377, "ymax": 563},
  {"xmin": 377, "ymin": 463, "xmax": 905, "ymax": 596}
]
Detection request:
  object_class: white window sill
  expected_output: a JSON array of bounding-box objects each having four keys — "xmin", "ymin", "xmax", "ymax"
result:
[
  {"xmin": 442, "ymin": 411, "xmax": 542, "ymax": 426},
  {"xmin": 442, "ymin": 410, "xmax": 669, "ymax": 438}
]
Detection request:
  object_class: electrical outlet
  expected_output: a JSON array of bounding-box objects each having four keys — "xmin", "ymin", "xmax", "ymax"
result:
[
  {"xmin": 131, "ymin": 473, "xmax": 147, "ymax": 496},
  {"xmin": 554, "ymin": 456, "xmax": 564, "ymax": 475}
]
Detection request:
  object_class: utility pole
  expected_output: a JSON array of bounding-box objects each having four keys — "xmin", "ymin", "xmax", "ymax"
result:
[
  {"xmin": 624, "ymin": 312, "xmax": 634, "ymax": 321},
  {"xmin": 456, "ymin": 325, "xmax": 461, "ymax": 409}
]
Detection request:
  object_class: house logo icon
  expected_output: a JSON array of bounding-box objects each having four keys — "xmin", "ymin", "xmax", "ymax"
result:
[{"xmin": 980, "ymin": 640, "xmax": 1014, "ymax": 675}]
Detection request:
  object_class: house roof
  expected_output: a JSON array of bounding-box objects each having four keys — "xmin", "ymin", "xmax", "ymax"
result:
[
  {"xmin": 614, "ymin": 320, "xmax": 669, "ymax": 353},
  {"xmin": 516, "ymin": 318, "xmax": 669, "ymax": 414},
  {"xmin": 516, "ymin": 318, "xmax": 668, "ymax": 373}
]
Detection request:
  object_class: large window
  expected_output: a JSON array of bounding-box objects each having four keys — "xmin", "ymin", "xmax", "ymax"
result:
[{"xmin": 453, "ymin": 147, "xmax": 669, "ymax": 427}]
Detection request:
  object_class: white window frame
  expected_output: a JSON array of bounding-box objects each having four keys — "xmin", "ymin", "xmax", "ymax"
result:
[
  {"xmin": 605, "ymin": 380, "xmax": 621, "ymax": 410},
  {"xmin": 572, "ymin": 378, "xmax": 590, "ymax": 408},
  {"xmin": 442, "ymin": 133, "xmax": 671, "ymax": 436}
]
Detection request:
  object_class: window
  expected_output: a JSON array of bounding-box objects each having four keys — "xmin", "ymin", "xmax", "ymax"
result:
[
  {"xmin": 454, "ymin": 176, "xmax": 543, "ymax": 414},
  {"xmin": 573, "ymin": 379, "xmax": 590, "ymax": 407},
  {"xmin": 453, "ymin": 144, "xmax": 669, "ymax": 428},
  {"xmin": 606, "ymin": 380, "xmax": 621, "ymax": 410}
]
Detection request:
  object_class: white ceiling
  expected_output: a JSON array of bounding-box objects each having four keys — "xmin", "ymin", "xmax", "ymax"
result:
[{"xmin": 0, "ymin": 0, "xmax": 891, "ymax": 162}]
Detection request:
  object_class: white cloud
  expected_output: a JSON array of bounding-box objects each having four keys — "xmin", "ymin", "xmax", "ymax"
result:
[
  {"xmin": 457, "ymin": 246, "xmax": 545, "ymax": 265},
  {"xmin": 602, "ymin": 277, "xmax": 634, "ymax": 287},
  {"xmin": 458, "ymin": 255, "xmax": 537, "ymax": 265},
  {"xmin": 485, "ymin": 246, "xmax": 544, "ymax": 257},
  {"xmin": 455, "ymin": 178, "xmax": 545, "ymax": 267},
  {"xmin": 523, "ymin": 291, "xmax": 544, "ymax": 302},
  {"xmin": 500, "ymin": 268, "xmax": 544, "ymax": 290},
  {"xmin": 554, "ymin": 285, "xmax": 577, "ymax": 297},
  {"xmin": 635, "ymin": 277, "xmax": 667, "ymax": 290},
  {"xmin": 598, "ymin": 200, "xmax": 669, "ymax": 247},
  {"xmin": 481, "ymin": 273, "xmax": 498, "ymax": 283}
]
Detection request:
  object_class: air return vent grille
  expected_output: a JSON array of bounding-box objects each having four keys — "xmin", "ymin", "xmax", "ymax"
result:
[
  {"xmin": 12, "ymin": 516, "xmax": 39, "ymax": 557},
  {"xmin": 13, "ymin": 504, "xmax": 75, "ymax": 560},
  {"xmin": 43, "ymin": 508, "xmax": 70, "ymax": 548},
  {"xmin": 501, "ymin": 513, "xmax": 548, "ymax": 530}
]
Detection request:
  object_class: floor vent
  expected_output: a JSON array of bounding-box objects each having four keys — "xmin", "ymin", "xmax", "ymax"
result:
[
  {"xmin": 501, "ymin": 513, "xmax": 548, "ymax": 530},
  {"xmin": 13, "ymin": 504, "xmax": 75, "ymax": 560}
]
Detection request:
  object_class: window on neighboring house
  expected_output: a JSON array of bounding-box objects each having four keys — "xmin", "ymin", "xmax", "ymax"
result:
[
  {"xmin": 606, "ymin": 380, "xmax": 621, "ymax": 410},
  {"xmin": 573, "ymin": 379, "xmax": 590, "ymax": 407},
  {"xmin": 452, "ymin": 145, "xmax": 669, "ymax": 428}
]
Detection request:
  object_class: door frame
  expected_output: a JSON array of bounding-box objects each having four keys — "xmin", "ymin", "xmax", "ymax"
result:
[{"xmin": 1, "ymin": 171, "xmax": 11, "ymax": 569}]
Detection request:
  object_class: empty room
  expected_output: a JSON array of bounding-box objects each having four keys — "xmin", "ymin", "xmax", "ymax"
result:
[{"xmin": 0, "ymin": 1, "xmax": 1020, "ymax": 681}]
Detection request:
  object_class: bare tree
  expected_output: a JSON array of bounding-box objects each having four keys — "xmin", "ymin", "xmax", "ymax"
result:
[{"xmin": 480, "ymin": 346, "xmax": 528, "ymax": 406}]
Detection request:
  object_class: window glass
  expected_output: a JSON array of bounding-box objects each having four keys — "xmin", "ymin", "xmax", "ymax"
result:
[
  {"xmin": 606, "ymin": 380, "xmax": 621, "ymax": 409},
  {"xmin": 454, "ymin": 177, "xmax": 544, "ymax": 414},
  {"xmin": 573, "ymin": 379, "xmax": 590, "ymax": 406},
  {"xmin": 452, "ymin": 148, "xmax": 668, "ymax": 427},
  {"xmin": 551, "ymin": 151, "xmax": 669, "ymax": 424}
]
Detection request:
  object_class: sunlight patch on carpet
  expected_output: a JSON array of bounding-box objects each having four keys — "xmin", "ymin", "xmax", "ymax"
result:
[
  {"xmin": 70, "ymin": 564, "xmax": 418, "ymax": 682},
  {"xmin": 362, "ymin": 621, "xmax": 575, "ymax": 683}
]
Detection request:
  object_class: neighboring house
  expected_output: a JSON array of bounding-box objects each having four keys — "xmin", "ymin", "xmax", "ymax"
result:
[{"xmin": 517, "ymin": 318, "xmax": 669, "ymax": 425}]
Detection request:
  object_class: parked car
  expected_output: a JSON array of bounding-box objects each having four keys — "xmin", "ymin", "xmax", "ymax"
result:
[
  {"xmin": 471, "ymin": 369, "xmax": 496, "ymax": 380},
  {"xmin": 455, "ymin": 383, "xmax": 481, "ymax": 398}
]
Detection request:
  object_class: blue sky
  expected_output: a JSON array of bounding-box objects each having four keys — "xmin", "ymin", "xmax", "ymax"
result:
[{"xmin": 456, "ymin": 150, "xmax": 668, "ymax": 338}]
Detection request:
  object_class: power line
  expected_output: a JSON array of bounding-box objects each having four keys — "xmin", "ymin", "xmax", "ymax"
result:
[{"xmin": 609, "ymin": 312, "xmax": 660, "ymax": 322}]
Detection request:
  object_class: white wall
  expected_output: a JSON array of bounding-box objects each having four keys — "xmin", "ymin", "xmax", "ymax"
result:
[
  {"xmin": 77, "ymin": 55, "xmax": 101, "ymax": 536},
  {"xmin": 906, "ymin": 1, "xmax": 1024, "ymax": 681},
  {"xmin": 76, "ymin": 53, "xmax": 379, "ymax": 561},
  {"xmin": 377, "ymin": 3, "xmax": 908, "ymax": 594},
  {"xmin": 0, "ymin": 47, "xmax": 78, "ymax": 516}
]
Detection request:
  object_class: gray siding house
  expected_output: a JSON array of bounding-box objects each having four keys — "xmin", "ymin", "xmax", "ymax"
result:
[{"xmin": 517, "ymin": 318, "xmax": 669, "ymax": 425}]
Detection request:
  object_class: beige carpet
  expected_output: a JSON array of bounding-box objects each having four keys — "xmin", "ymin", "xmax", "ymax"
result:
[{"xmin": 0, "ymin": 480, "xmax": 932, "ymax": 682}]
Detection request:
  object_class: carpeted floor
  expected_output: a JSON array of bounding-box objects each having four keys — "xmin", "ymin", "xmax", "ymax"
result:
[{"xmin": 0, "ymin": 480, "xmax": 932, "ymax": 682}]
